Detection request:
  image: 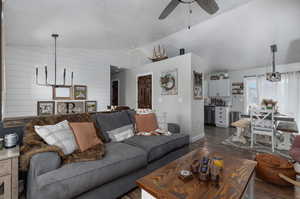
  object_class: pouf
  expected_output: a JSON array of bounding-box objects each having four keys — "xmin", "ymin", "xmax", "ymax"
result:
[{"xmin": 255, "ymin": 153, "xmax": 296, "ymax": 186}]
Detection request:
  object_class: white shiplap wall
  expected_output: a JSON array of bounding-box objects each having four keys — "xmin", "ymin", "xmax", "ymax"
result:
[{"xmin": 3, "ymin": 46, "xmax": 129, "ymax": 117}]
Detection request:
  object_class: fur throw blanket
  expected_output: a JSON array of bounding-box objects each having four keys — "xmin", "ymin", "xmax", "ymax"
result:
[{"xmin": 20, "ymin": 113, "xmax": 105, "ymax": 172}]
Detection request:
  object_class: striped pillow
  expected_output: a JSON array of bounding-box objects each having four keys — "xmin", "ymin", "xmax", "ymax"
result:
[
  {"xmin": 107, "ymin": 124, "xmax": 134, "ymax": 142},
  {"xmin": 34, "ymin": 120, "xmax": 78, "ymax": 155}
]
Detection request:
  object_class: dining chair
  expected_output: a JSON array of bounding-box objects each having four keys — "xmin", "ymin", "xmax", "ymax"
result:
[{"xmin": 250, "ymin": 107, "xmax": 275, "ymax": 152}]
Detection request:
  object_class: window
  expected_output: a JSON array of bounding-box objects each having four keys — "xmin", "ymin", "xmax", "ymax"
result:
[
  {"xmin": 244, "ymin": 77, "xmax": 258, "ymax": 113},
  {"xmin": 245, "ymin": 72, "xmax": 300, "ymax": 127}
]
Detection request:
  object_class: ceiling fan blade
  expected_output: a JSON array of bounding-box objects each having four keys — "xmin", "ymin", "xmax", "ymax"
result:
[
  {"xmin": 159, "ymin": 0, "xmax": 180, "ymax": 20},
  {"xmin": 195, "ymin": 0, "xmax": 219, "ymax": 15}
]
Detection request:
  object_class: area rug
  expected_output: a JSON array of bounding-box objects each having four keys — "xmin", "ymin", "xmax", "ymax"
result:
[{"xmin": 221, "ymin": 135, "xmax": 291, "ymax": 159}]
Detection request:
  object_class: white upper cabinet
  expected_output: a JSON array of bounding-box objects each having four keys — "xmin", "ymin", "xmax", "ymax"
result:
[{"xmin": 209, "ymin": 79, "xmax": 231, "ymax": 97}]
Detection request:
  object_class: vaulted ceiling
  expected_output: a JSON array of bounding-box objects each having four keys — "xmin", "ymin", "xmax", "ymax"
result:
[
  {"xmin": 135, "ymin": 0, "xmax": 300, "ymax": 70},
  {"xmin": 4, "ymin": 0, "xmax": 251, "ymax": 50},
  {"xmin": 4, "ymin": 0, "xmax": 300, "ymax": 70}
]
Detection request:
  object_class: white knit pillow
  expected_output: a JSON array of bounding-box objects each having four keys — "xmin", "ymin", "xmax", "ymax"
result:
[
  {"xmin": 107, "ymin": 124, "xmax": 134, "ymax": 142},
  {"xmin": 34, "ymin": 120, "xmax": 78, "ymax": 155}
]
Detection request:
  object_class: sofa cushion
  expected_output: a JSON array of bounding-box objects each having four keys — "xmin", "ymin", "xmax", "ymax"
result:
[
  {"xmin": 123, "ymin": 134, "xmax": 189, "ymax": 162},
  {"xmin": 93, "ymin": 112, "xmax": 132, "ymax": 142},
  {"xmin": 36, "ymin": 142, "xmax": 147, "ymax": 199}
]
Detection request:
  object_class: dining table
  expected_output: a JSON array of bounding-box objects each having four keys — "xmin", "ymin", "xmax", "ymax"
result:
[
  {"xmin": 241, "ymin": 112, "xmax": 298, "ymax": 150},
  {"xmin": 241, "ymin": 112, "xmax": 295, "ymax": 122}
]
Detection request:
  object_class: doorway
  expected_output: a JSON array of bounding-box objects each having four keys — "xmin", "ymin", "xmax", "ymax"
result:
[
  {"xmin": 137, "ymin": 74, "xmax": 152, "ymax": 109},
  {"xmin": 111, "ymin": 80, "xmax": 119, "ymax": 106}
]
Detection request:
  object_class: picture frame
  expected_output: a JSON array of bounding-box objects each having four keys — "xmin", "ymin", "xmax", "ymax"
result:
[
  {"xmin": 52, "ymin": 86, "xmax": 72, "ymax": 100},
  {"xmin": 160, "ymin": 69, "xmax": 178, "ymax": 95},
  {"xmin": 73, "ymin": 85, "xmax": 87, "ymax": 100},
  {"xmin": 193, "ymin": 71, "xmax": 203, "ymax": 100},
  {"xmin": 57, "ymin": 101, "xmax": 85, "ymax": 114},
  {"xmin": 37, "ymin": 101, "xmax": 55, "ymax": 116},
  {"xmin": 85, "ymin": 101, "xmax": 97, "ymax": 113}
]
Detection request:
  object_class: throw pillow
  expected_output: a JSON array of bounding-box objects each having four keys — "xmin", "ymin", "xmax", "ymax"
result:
[
  {"xmin": 34, "ymin": 120, "xmax": 78, "ymax": 155},
  {"xmin": 135, "ymin": 113, "xmax": 159, "ymax": 133},
  {"xmin": 155, "ymin": 112, "xmax": 168, "ymax": 132},
  {"xmin": 107, "ymin": 124, "xmax": 134, "ymax": 142},
  {"xmin": 69, "ymin": 122, "xmax": 103, "ymax": 152}
]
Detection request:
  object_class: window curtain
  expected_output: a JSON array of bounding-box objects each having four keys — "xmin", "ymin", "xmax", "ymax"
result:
[{"xmin": 257, "ymin": 72, "xmax": 300, "ymax": 127}]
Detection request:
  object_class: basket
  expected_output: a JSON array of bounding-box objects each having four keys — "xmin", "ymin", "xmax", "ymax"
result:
[{"xmin": 255, "ymin": 153, "xmax": 296, "ymax": 186}]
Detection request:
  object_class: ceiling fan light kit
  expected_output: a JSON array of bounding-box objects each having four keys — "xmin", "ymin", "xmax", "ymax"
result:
[{"xmin": 159, "ymin": 0, "xmax": 219, "ymax": 20}]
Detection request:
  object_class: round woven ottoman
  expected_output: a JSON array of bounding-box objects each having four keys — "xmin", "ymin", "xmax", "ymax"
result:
[{"xmin": 255, "ymin": 153, "xmax": 296, "ymax": 186}]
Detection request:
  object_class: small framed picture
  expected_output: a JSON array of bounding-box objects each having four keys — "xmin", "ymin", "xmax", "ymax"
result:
[
  {"xmin": 37, "ymin": 101, "xmax": 55, "ymax": 116},
  {"xmin": 193, "ymin": 71, "xmax": 203, "ymax": 100},
  {"xmin": 53, "ymin": 86, "xmax": 72, "ymax": 100},
  {"xmin": 57, "ymin": 101, "xmax": 85, "ymax": 115},
  {"xmin": 85, "ymin": 101, "xmax": 97, "ymax": 113},
  {"xmin": 73, "ymin": 85, "xmax": 87, "ymax": 100}
]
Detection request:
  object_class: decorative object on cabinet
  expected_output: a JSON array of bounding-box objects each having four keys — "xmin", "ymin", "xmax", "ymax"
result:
[
  {"xmin": 52, "ymin": 86, "xmax": 72, "ymax": 100},
  {"xmin": 85, "ymin": 101, "xmax": 97, "ymax": 113},
  {"xmin": 193, "ymin": 71, "xmax": 203, "ymax": 100},
  {"xmin": 148, "ymin": 45, "xmax": 168, "ymax": 62},
  {"xmin": 0, "ymin": 146, "xmax": 19, "ymax": 199},
  {"xmin": 232, "ymin": 82, "xmax": 244, "ymax": 95},
  {"xmin": 160, "ymin": 69, "xmax": 178, "ymax": 95},
  {"xmin": 57, "ymin": 101, "xmax": 85, "ymax": 114},
  {"xmin": 35, "ymin": 34, "xmax": 74, "ymax": 87},
  {"xmin": 37, "ymin": 101, "xmax": 55, "ymax": 116},
  {"xmin": 179, "ymin": 48, "xmax": 185, "ymax": 55},
  {"xmin": 73, "ymin": 85, "xmax": 87, "ymax": 100},
  {"xmin": 210, "ymin": 72, "xmax": 229, "ymax": 80}
]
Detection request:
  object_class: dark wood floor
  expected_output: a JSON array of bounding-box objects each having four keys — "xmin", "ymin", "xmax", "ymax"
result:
[
  {"xmin": 191, "ymin": 125, "xmax": 295, "ymax": 199},
  {"xmin": 123, "ymin": 125, "xmax": 295, "ymax": 199}
]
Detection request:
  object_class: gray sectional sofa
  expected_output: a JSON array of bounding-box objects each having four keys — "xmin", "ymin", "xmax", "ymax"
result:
[{"xmin": 26, "ymin": 110, "xmax": 190, "ymax": 199}]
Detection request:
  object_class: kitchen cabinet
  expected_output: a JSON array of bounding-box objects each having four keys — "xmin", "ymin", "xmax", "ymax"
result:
[
  {"xmin": 215, "ymin": 106, "xmax": 230, "ymax": 128},
  {"xmin": 208, "ymin": 79, "xmax": 231, "ymax": 97}
]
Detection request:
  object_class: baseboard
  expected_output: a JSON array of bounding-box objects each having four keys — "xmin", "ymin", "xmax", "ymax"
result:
[{"xmin": 190, "ymin": 134, "xmax": 204, "ymax": 143}]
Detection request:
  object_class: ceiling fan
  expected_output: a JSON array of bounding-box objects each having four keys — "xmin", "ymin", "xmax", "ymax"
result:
[{"xmin": 159, "ymin": 0, "xmax": 219, "ymax": 20}]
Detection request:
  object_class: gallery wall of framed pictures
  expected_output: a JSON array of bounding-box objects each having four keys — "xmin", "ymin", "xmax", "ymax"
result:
[
  {"xmin": 37, "ymin": 85, "xmax": 96, "ymax": 116},
  {"xmin": 37, "ymin": 100, "xmax": 97, "ymax": 116}
]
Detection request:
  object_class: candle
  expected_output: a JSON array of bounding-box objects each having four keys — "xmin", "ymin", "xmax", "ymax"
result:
[
  {"xmin": 45, "ymin": 65, "xmax": 48, "ymax": 84},
  {"xmin": 71, "ymin": 72, "xmax": 74, "ymax": 85},
  {"xmin": 63, "ymin": 68, "xmax": 66, "ymax": 85}
]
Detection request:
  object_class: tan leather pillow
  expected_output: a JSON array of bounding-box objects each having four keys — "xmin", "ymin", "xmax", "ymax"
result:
[
  {"xmin": 69, "ymin": 122, "xmax": 103, "ymax": 152},
  {"xmin": 135, "ymin": 113, "xmax": 159, "ymax": 133}
]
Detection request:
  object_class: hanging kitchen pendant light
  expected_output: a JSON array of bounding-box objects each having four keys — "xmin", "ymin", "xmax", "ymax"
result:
[{"xmin": 266, "ymin": 44, "xmax": 281, "ymax": 82}]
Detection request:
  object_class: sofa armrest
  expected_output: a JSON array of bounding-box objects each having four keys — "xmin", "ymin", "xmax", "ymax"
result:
[
  {"xmin": 29, "ymin": 152, "xmax": 61, "ymax": 176},
  {"xmin": 168, "ymin": 123, "xmax": 180, "ymax": 134}
]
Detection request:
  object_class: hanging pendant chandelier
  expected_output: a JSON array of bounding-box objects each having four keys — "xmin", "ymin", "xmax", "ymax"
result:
[
  {"xmin": 35, "ymin": 34, "xmax": 74, "ymax": 87},
  {"xmin": 266, "ymin": 44, "xmax": 281, "ymax": 82}
]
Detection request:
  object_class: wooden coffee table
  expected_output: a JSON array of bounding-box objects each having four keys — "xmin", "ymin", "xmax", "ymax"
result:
[{"xmin": 137, "ymin": 148, "xmax": 257, "ymax": 199}]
